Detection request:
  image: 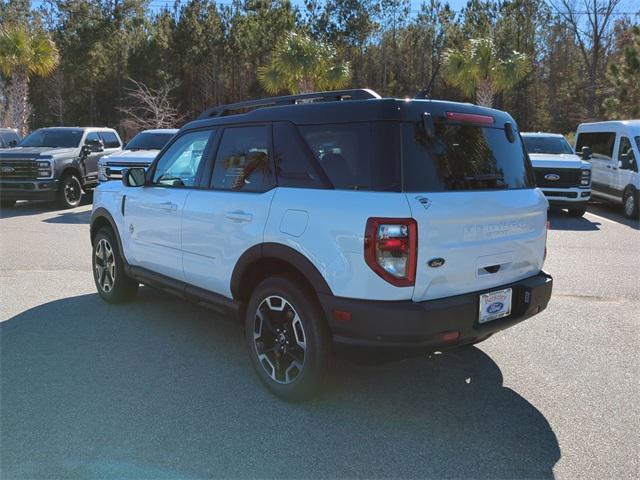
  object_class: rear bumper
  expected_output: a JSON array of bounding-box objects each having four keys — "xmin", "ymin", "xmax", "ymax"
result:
[
  {"xmin": 319, "ymin": 271, "xmax": 552, "ymax": 349},
  {"xmin": 0, "ymin": 180, "xmax": 59, "ymax": 201}
]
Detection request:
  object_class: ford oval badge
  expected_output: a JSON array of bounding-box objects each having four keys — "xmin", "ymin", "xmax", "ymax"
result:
[
  {"xmin": 428, "ymin": 257, "xmax": 445, "ymax": 268},
  {"xmin": 487, "ymin": 302, "xmax": 504, "ymax": 314},
  {"xmin": 544, "ymin": 173, "xmax": 560, "ymax": 181}
]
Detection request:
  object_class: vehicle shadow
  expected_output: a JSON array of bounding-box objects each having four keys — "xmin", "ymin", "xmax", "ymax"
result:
[
  {"xmin": 42, "ymin": 208, "xmax": 91, "ymax": 224},
  {"xmin": 0, "ymin": 197, "xmax": 92, "ymax": 220},
  {"xmin": 548, "ymin": 208, "xmax": 600, "ymax": 231},
  {"xmin": 588, "ymin": 200, "xmax": 640, "ymax": 230},
  {"xmin": 1, "ymin": 289, "xmax": 560, "ymax": 479}
]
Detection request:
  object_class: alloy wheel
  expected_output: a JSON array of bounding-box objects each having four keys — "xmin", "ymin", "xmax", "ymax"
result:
[
  {"xmin": 624, "ymin": 194, "xmax": 635, "ymax": 217},
  {"xmin": 95, "ymin": 238, "xmax": 116, "ymax": 293},
  {"xmin": 253, "ymin": 295, "xmax": 306, "ymax": 384},
  {"xmin": 64, "ymin": 176, "xmax": 82, "ymax": 205}
]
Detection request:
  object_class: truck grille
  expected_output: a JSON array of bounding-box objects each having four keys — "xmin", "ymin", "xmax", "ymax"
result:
[
  {"xmin": 533, "ymin": 168, "xmax": 581, "ymax": 188},
  {"xmin": 0, "ymin": 160, "xmax": 38, "ymax": 180}
]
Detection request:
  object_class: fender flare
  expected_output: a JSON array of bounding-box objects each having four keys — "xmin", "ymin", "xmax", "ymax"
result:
[
  {"xmin": 90, "ymin": 207, "xmax": 125, "ymax": 256},
  {"xmin": 230, "ymin": 243, "xmax": 333, "ymax": 300}
]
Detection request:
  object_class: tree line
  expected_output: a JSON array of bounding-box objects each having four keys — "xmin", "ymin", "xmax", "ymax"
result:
[{"xmin": 0, "ymin": 0, "xmax": 638, "ymax": 139}]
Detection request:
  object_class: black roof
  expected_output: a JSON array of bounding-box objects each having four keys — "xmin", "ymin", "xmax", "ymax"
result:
[{"xmin": 183, "ymin": 89, "xmax": 516, "ymax": 132}]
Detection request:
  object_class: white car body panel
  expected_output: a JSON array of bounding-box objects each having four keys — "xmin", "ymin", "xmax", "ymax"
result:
[
  {"xmin": 407, "ymin": 189, "xmax": 548, "ymax": 302},
  {"xmin": 528, "ymin": 153, "xmax": 590, "ymax": 170},
  {"xmin": 94, "ymin": 182, "xmax": 549, "ymax": 303}
]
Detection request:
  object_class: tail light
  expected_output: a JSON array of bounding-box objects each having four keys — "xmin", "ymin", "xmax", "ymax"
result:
[{"xmin": 364, "ymin": 218, "xmax": 417, "ymax": 287}]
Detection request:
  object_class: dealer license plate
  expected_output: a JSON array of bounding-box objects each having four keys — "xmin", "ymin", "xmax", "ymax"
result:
[{"xmin": 479, "ymin": 288, "xmax": 512, "ymax": 323}]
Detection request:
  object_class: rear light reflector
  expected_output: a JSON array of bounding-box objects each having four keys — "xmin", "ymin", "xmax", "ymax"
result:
[
  {"xmin": 332, "ymin": 309, "xmax": 352, "ymax": 322},
  {"xmin": 446, "ymin": 111, "xmax": 495, "ymax": 125},
  {"xmin": 364, "ymin": 218, "xmax": 417, "ymax": 287},
  {"xmin": 442, "ymin": 331, "xmax": 460, "ymax": 342}
]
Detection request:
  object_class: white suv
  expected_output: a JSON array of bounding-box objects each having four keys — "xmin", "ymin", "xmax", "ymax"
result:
[{"xmin": 90, "ymin": 89, "xmax": 553, "ymax": 401}]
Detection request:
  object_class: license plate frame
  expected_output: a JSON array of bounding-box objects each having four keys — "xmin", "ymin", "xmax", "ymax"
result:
[{"xmin": 479, "ymin": 288, "xmax": 513, "ymax": 324}]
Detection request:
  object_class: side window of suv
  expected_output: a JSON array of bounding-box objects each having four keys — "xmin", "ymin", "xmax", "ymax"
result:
[
  {"xmin": 210, "ymin": 125, "xmax": 274, "ymax": 192},
  {"xmin": 273, "ymin": 122, "xmax": 326, "ymax": 189},
  {"xmin": 153, "ymin": 130, "xmax": 213, "ymax": 187},
  {"xmin": 99, "ymin": 131, "xmax": 121, "ymax": 149}
]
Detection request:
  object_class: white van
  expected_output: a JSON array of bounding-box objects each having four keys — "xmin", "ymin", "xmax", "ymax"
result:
[{"xmin": 575, "ymin": 120, "xmax": 640, "ymax": 218}]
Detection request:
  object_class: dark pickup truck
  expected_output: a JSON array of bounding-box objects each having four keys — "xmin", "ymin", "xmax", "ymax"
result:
[{"xmin": 0, "ymin": 127, "xmax": 122, "ymax": 209}]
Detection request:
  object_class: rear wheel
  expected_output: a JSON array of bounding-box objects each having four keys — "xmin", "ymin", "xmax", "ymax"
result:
[
  {"xmin": 57, "ymin": 172, "xmax": 83, "ymax": 209},
  {"xmin": 244, "ymin": 275, "xmax": 331, "ymax": 402},
  {"xmin": 92, "ymin": 227, "xmax": 138, "ymax": 303},
  {"xmin": 567, "ymin": 206, "xmax": 587, "ymax": 217},
  {"xmin": 622, "ymin": 189, "xmax": 639, "ymax": 219},
  {"xmin": 0, "ymin": 200, "xmax": 16, "ymax": 208}
]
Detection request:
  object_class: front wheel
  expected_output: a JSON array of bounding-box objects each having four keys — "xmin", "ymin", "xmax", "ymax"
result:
[
  {"xmin": 57, "ymin": 173, "xmax": 83, "ymax": 209},
  {"xmin": 92, "ymin": 227, "xmax": 138, "ymax": 303},
  {"xmin": 244, "ymin": 275, "xmax": 331, "ymax": 402},
  {"xmin": 623, "ymin": 189, "xmax": 639, "ymax": 219}
]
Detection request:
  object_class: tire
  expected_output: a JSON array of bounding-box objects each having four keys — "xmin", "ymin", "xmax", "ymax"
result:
[
  {"xmin": 567, "ymin": 206, "xmax": 587, "ymax": 217},
  {"xmin": 622, "ymin": 188, "xmax": 639, "ymax": 219},
  {"xmin": 0, "ymin": 200, "xmax": 16, "ymax": 208},
  {"xmin": 57, "ymin": 172, "xmax": 83, "ymax": 209},
  {"xmin": 92, "ymin": 227, "xmax": 138, "ymax": 303},
  {"xmin": 244, "ymin": 274, "xmax": 331, "ymax": 402}
]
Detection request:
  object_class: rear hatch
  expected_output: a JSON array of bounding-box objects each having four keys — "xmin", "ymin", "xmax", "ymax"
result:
[{"xmin": 401, "ymin": 112, "xmax": 547, "ymax": 302}]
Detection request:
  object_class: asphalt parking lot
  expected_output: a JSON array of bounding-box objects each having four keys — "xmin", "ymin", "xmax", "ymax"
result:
[{"xmin": 1, "ymin": 199, "xmax": 638, "ymax": 479}]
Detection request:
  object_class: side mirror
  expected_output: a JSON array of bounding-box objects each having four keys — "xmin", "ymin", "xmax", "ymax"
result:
[
  {"xmin": 619, "ymin": 153, "xmax": 631, "ymax": 170},
  {"xmin": 85, "ymin": 139, "xmax": 104, "ymax": 153},
  {"xmin": 122, "ymin": 167, "xmax": 147, "ymax": 187},
  {"xmin": 581, "ymin": 146, "xmax": 592, "ymax": 160}
]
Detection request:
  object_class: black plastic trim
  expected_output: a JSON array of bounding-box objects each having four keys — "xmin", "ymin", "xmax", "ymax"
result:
[
  {"xmin": 125, "ymin": 265, "xmax": 239, "ymax": 315},
  {"xmin": 230, "ymin": 243, "xmax": 333, "ymax": 300}
]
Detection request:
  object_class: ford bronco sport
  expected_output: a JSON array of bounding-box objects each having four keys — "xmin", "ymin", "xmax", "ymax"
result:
[
  {"xmin": 90, "ymin": 89, "xmax": 553, "ymax": 401},
  {"xmin": 0, "ymin": 127, "xmax": 122, "ymax": 209}
]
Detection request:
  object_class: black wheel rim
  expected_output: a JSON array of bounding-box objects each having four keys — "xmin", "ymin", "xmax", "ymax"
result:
[
  {"xmin": 65, "ymin": 177, "xmax": 82, "ymax": 205},
  {"xmin": 253, "ymin": 295, "xmax": 306, "ymax": 384},
  {"xmin": 94, "ymin": 238, "xmax": 116, "ymax": 293}
]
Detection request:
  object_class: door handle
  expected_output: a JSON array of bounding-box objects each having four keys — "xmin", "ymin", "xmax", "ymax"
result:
[
  {"xmin": 157, "ymin": 201, "xmax": 178, "ymax": 211},
  {"xmin": 225, "ymin": 210, "xmax": 253, "ymax": 222}
]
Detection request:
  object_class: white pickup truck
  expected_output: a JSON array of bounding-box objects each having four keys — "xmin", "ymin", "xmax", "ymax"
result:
[
  {"xmin": 522, "ymin": 132, "xmax": 592, "ymax": 217},
  {"xmin": 98, "ymin": 128, "xmax": 178, "ymax": 182}
]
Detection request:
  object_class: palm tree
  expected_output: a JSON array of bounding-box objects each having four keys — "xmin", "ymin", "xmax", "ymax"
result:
[
  {"xmin": 0, "ymin": 25, "xmax": 59, "ymax": 135},
  {"xmin": 258, "ymin": 32, "xmax": 350, "ymax": 95},
  {"xmin": 441, "ymin": 38, "xmax": 530, "ymax": 107}
]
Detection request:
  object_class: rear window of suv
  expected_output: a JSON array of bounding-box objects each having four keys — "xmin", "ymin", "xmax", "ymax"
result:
[{"xmin": 402, "ymin": 122, "xmax": 534, "ymax": 192}]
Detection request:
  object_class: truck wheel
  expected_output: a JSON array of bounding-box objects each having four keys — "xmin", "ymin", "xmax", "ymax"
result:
[
  {"xmin": 568, "ymin": 206, "xmax": 587, "ymax": 217},
  {"xmin": 622, "ymin": 189, "xmax": 639, "ymax": 219},
  {"xmin": 244, "ymin": 275, "xmax": 331, "ymax": 402},
  {"xmin": 57, "ymin": 172, "xmax": 83, "ymax": 209},
  {"xmin": 92, "ymin": 227, "xmax": 138, "ymax": 303},
  {"xmin": 0, "ymin": 200, "xmax": 16, "ymax": 208}
]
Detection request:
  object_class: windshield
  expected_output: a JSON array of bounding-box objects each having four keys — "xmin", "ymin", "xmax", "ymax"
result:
[
  {"xmin": 125, "ymin": 132, "xmax": 175, "ymax": 150},
  {"xmin": 19, "ymin": 129, "xmax": 83, "ymax": 148},
  {"xmin": 522, "ymin": 135, "xmax": 573, "ymax": 155},
  {"xmin": 402, "ymin": 122, "xmax": 533, "ymax": 191}
]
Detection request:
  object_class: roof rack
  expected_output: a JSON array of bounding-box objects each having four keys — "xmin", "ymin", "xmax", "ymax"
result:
[{"xmin": 198, "ymin": 88, "xmax": 381, "ymax": 119}]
